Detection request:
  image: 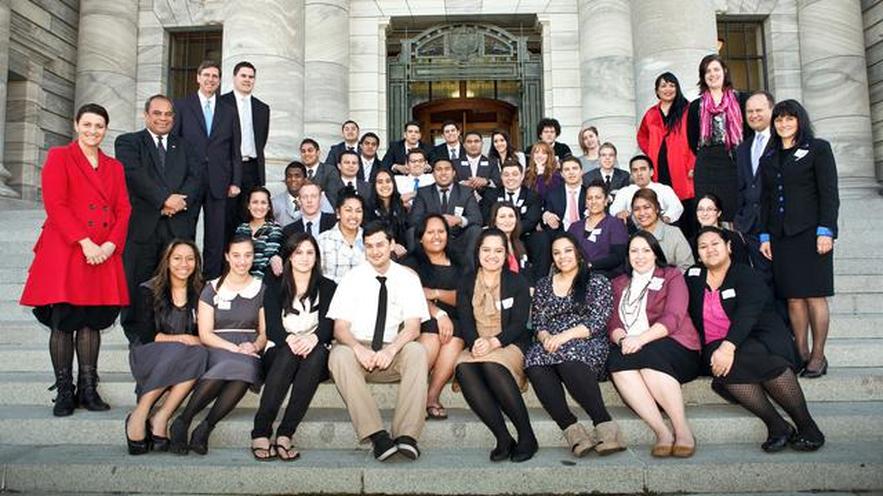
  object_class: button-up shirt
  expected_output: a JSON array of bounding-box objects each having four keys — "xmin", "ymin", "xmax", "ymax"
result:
[
  {"xmin": 609, "ymin": 182, "xmax": 685, "ymax": 223},
  {"xmin": 234, "ymin": 90, "xmax": 257, "ymax": 159},
  {"xmin": 317, "ymin": 224, "xmax": 365, "ymax": 283}
]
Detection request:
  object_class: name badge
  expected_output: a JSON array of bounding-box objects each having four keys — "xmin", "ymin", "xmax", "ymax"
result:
[
  {"xmin": 687, "ymin": 267, "xmax": 701, "ymax": 277},
  {"xmin": 496, "ymin": 297, "xmax": 514, "ymax": 310},
  {"xmin": 722, "ymin": 288, "xmax": 737, "ymax": 299},
  {"xmin": 793, "ymin": 149, "xmax": 809, "ymax": 161},
  {"xmin": 217, "ymin": 300, "xmax": 232, "ymax": 311},
  {"xmin": 520, "ymin": 205, "xmax": 528, "ymax": 214},
  {"xmin": 454, "ymin": 206, "xmax": 464, "ymax": 217},
  {"xmin": 648, "ymin": 277, "xmax": 664, "ymax": 291},
  {"xmin": 588, "ymin": 228, "xmax": 602, "ymax": 243}
]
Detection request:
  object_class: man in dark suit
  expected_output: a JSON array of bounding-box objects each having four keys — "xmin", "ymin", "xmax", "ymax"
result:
[
  {"xmin": 171, "ymin": 60, "xmax": 241, "ymax": 279},
  {"xmin": 525, "ymin": 117, "xmax": 572, "ymax": 161},
  {"xmin": 430, "ymin": 120, "xmax": 464, "ymax": 163},
  {"xmin": 324, "ymin": 120, "xmax": 360, "ymax": 167},
  {"xmin": 543, "ymin": 156, "xmax": 587, "ymax": 232},
  {"xmin": 736, "ymin": 91, "xmax": 775, "ymax": 274},
  {"xmin": 116, "ymin": 94, "xmax": 201, "ymax": 341},
  {"xmin": 410, "ymin": 158, "xmax": 482, "ymax": 267},
  {"xmin": 327, "ymin": 150, "xmax": 371, "ymax": 204},
  {"xmin": 357, "ymin": 132, "xmax": 384, "ymax": 182},
  {"xmin": 282, "ymin": 183, "xmax": 337, "ymax": 240},
  {"xmin": 381, "ymin": 120, "xmax": 431, "ymax": 175},
  {"xmin": 300, "ymin": 137, "xmax": 339, "ymax": 193},
  {"xmin": 220, "ymin": 61, "xmax": 270, "ymax": 227},
  {"xmin": 456, "ymin": 131, "xmax": 501, "ymax": 202},
  {"xmin": 582, "ymin": 143, "xmax": 631, "ymax": 198}
]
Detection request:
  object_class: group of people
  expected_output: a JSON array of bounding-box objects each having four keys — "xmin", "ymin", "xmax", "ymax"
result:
[{"xmin": 19, "ymin": 52, "xmax": 837, "ymax": 464}]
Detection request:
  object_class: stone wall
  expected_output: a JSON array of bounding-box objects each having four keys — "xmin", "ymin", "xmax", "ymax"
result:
[{"xmin": 863, "ymin": 0, "xmax": 883, "ymax": 181}]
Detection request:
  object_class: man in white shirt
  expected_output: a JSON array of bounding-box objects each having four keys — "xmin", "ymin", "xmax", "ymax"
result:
[
  {"xmin": 395, "ymin": 149, "xmax": 435, "ymax": 207},
  {"xmin": 327, "ymin": 221, "xmax": 429, "ymax": 461},
  {"xmin": 610, "ymin": 155, "xmax": 684, "ymax": 224},
  {"xmin": 430, "ymin": 120, "xmax": 463, "ymax": 163}
]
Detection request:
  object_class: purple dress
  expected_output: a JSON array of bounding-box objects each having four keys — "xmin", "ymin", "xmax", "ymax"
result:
[
  {"xmin": 566, "ymin": 214, "xmax": 628, "ymax": 278},
  {"xmin": 531, "ymin": 171, "xmax": 563, "ymax": 202}
]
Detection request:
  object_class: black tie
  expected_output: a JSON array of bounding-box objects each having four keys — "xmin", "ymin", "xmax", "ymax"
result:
[
  {"xmin": 604, "ymin": 174, "xmax": 611, "ymax": 188},
  {"xmin": 156, "ymin": 135, "xmax": 166, "ymax": 170},
  {"xmin": 305, "ymin": 221, "xmax": 313, "ymax": 236},
  {"xmin": 347, "ymin": 181, "xmax": 354, "ymax": 189},
  {"xmin": 507, "ymin": 192, "xmax": 514, "ymax": 204},
  {"xmin": 307, "ymin": 168, "xmax": 315, "ymax": 180},
  {"xmin": 440, "ymin": 188, "xmax": 449, "ymax": 212},
  {"xmin": 371, "ymin": 276, "xmax": 388, "ymax": 351}
]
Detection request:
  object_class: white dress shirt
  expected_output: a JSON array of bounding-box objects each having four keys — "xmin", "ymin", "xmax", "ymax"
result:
[
  {"xmin": 395, "ymin": 173, "xmax": 435, "ymax": 198},
  {"xmin": 609, "ymin": 182, "xmax": 684, "ymax": 222},
  {"xmin": 234, "ymin": 90, "xmax": 257, "ymax": 159}
]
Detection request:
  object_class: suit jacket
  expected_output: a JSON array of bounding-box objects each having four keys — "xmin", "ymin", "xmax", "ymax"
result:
[
  {"xmin": 455, "ymin": 155, "xmax": 502, "ymax": 192},
  {"xmin": 431, "ymin": 142, "xmax": 465, "ymax": 163},
  {"xmin": 409, "ymin": 182, "xmax": 483, "ymax": 232},
  {"xmin": 357, "ymin": 156, "xmax": 385, "ymax": 183},
  {"xmin": 282, "ymin": 212, "xmax": 337, "ymax": 240},
  {"xmin": 219, "ymin": 91, "xmax": 269, "ymax": 186},
  {"xmin": 171, "ymin": 93, "xmax": 241, "ymax": 201},
  {"xmin": 684, "ymin": 262, "xmax": 798, "ymax": 367},
  {"xmin": 115, "ymin": 129, "xmax": 201, "ymax": 242},
  {"xmin": 271, "ymin": 191, "xmax": 301, "ymax": 228},
  {"xmin": 381, "ymin": 139, "xmax": 431, "ymax": 172},
  {"xmin": 324, "ymin": 141, "xmax": 360, "ymax": 168},
  {"xmin": 456, "ymin": 269, "xmax": 532, "ymax": 350},
  {"xmin": 304, "ymin": 162, "xmax": 340, "ymax": 200},
  {"xmin": 733, "ymin": 131, "xmax": 765, "ymax": 234},
  {"xmin": 327, "ymin": 177, "xmax": 371, "ymax": 206},
  {"xmin": 543, "ymin": 183, "xmax": 587, "ymax": 231},
  {"xmin": 582, "ymin": 168, "xmax": 631, "ymax": 193},
  {"xmin": 479, "ymin": 186, "xmax": 543, "ymax": 232},
  {"xmin": 759, "ymin": 138, "xmax": 839, "ymax": 238}
]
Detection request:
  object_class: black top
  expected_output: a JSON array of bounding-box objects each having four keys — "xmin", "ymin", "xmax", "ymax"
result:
[
  {"xmin": 402, "ymin": 255, "xmax": 461, "ymax": 321},
  {"xmin": 689, "ymin": 228, "xmax": 750, "ymax": 266},
  {"xmin": 127, "ymin": 282, "xmax": 198, "ymax": 346},
  {"xmin": 686, "ymin": 92, "xmax": 750, "ymax": 153},
  {"xmin": 365, "ymin": 197, "xmax": 409, "ymax": 247},
  {"xmin": 456, "ymin": 269, "xmax": 532, "ymax": 350},
  {"xmin": 263, "ymin": 275, "xmax": 337, "ymax": 348}
]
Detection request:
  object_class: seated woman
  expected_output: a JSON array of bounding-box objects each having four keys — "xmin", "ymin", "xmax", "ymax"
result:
[
  {"xmin": 454, "ymin": 229, "xmax": 537, "ymax": 463},
  {"xmin": 125, "ymin": 240, "xmax": 208, "ymax": 455},
  {"xmin": 690, "ymin": 193, "xmax": 749, "ymax": 265},
  {"xmin": 525, "ymin": 232, "xmax": 625, "ymax": 458},
  {"xmin": 686, "ymin": 226, "xmax": 824, "ymax": 452},
  {"xmin": 607, "ymin": 231, "xmax": 701, "ymax": 458},
  {"xmin": 251, "ymin": 233, "xmax": 337, "ymax": 461},
  {"xmin": 364, "ymin": 169, "xmax": 409, "ymax": 259},
  {"xmin": 524, "ymin": 141, "xmax": 562, "ymax": 201},
  {"xmin": 235, "ymin": 186, "xmax": 285, "ymax": 278},
  {"xmin": 567, "ymin": 179, "xmax": 628, "ymax": 279},
  {"xmin": 403, "ymin": 214, "xmax": 465, "ymax": 420},
  {"xmin": 169, "ymin": 234, "xmax": 267, "ymax": 455},
  {"xmin": 632, "ymin": 188, "xmax": 694, "ymax": 272},
  {"xmin": 488, "ymin": 202, "xmax": 533, "ymax": 281}
]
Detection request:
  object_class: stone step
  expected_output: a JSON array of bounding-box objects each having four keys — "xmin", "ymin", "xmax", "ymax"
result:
[
  {"xmin": 2, "ymin": 442, "xmax": 880, "ymax": 495},
  {"xmin": 3, "ymin": 367, "xmax": 880, "ymax": 409},
  {"xmin": 0, "ymin": 402, "xmax": 879, "ymax": 449}
]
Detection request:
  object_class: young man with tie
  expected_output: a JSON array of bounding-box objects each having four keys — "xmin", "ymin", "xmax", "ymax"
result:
[
  {"xmin": 382, "ymin": 120, "xmax": 430, "ymax": 175},
  {"xmin": 456, "ymin": 131, "xmax": 501, "ymax": 201},
  {"xmin": 325, "ymin": 120, "xmax": 361, "ymax": 167},
  {"xmin": 358, "ymin": 132, "xmax": 382, "ymax": 182},
  {"xmin": 395, "ymin": 149, "xmax": 435, "ymax": 208},
  {"xmin": 542, "ymin": 156, "xmax": 588, "ymax": 232},
  {"xmin": 582, "ymin": 142, "xmax": 631, "ymax": 201},
  {"xmin": 282, "ymin": 182, "xmax": 337, "ymax": 240},
  {"xmin": 327, "ymin": 221, "xmax": 430, "ymax": 461},
  {"xmin": 329, "ymin": 150, "xmax": 371, "ymax": 202},
  {"xmin": 300, "ymin": 138, "xmax": 339, "ymax": 200},
  {"xmin": 430, "ymin": 120, "xmax": 463, "ymax": 163}
]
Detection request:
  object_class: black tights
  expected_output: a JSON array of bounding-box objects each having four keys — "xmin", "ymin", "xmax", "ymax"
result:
[
  {"xmin": 455, "ymin": 362, "xmax": 536, "ymax": 445},
  {"xmin": 252, "ymin": 346, "xmax": 328, "ymax": 439},
  {"xmin": 723, "ymin": 368, "xmax": 823, "ymax": 441},
  {"xmin": 177, "ymin": 379, "xmax": 249, "ymax": 429},
  {"xmin": 49, "ymin": 328, "xmax": 101, "ymax": 371},
  {"xmin": 526, "ymin": 362, "xmax": 612, "ymax": 430}
]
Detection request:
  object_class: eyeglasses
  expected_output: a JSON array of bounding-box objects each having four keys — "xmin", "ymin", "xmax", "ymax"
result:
[{"xmin": 697, "ymin": 207, "xmax": 719, "ymax": 213}]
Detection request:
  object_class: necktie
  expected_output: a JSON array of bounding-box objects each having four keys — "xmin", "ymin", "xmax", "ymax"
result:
[
  {"xmin": 203, "ymin": 99, "xmax": 213, "ymax": 136},
  {"xmin": 307, "ymin": 168, "xmax": 315, "ymax": 180},
  {"xmin": 567, "ymin": 189, "xmax": 579, "ymax": 224},
  {"xmin": 305, "ymin": 221, "xmax": 313, "ymax": 236},
  {"xmin": 240, "ymin": 96, "xmax": 256, "ymax": 158},
  {"xmin": 371, "ymin": 276, "xmax": 388, "ymax": 351},
  {"xmin": 752, "ymin": 134, "xmax": 766, "ymax": 175},
  {"xmin": 450, "ymin": 148, "xmax": 456, "ymax": 160},
  {"xmin": 413, "ymin": 177, "xmax": 420, "ymax": 192},
  {"xmin": 292, "ymin": 198, "xmax": 300, "ymax": 212},
  {"xmin": 440, "ymin": 188, "xmax": 449, "ymax": 212},
  {"xmin": 604, "ymin": 174, "xmax": 611, "ymax": 188},
  {"xmin": 156, "ymin": 135, "xmax": 166, "ymax": 171},
  {"xmin": 507, "ymin": 191, "xmax": 514, "ymax": 204},
  {"xmin": 347, "ymin": 181, "xmax": 354, "ymax": 189}
]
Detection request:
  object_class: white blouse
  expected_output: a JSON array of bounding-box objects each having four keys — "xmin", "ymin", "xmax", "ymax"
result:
[
  {"xmin": 620, "ymin": 269, "xmax": 653, "ymax": 337},
  {"xmin": 281, "ymin": 295, "xmax": 320, "ymax": 337}
]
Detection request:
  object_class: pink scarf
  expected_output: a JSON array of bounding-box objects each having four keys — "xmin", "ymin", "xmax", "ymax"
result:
[{"xmin": 700, "ymin": 89, "xmax": 743, "ymax": 151}]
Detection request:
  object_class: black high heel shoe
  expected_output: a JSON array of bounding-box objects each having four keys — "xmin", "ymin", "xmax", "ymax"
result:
[
  {"xmin": 149, "ymin": 419, "xmax": 170, "ymax": 452},
  {"xmin": 510, "ymin": 435, "xmax": 538, "ymax": 463},
  {"xmin": 125, "ymin": 414, "xmax": 151, "ymax": 455},
  {"xmin": 762, "ymin": 424, "xmax": 795, "ymax": 453},
  {"xmin": 168, "ymin": 417, "xmax": 190, "ymax": 455},
  {"xmin": 489, "ymin": 436, "xmax": 515, "ymax": 462},
  {"xmin": 189, "ymin": 421, "xmax": 213, "ymax": 456},
  {"xmin": 801, "ymin": 357, "xmax": 828, "ymax": 379}
]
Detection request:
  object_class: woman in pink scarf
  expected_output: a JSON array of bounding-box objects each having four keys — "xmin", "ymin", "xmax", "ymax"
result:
[{"xmin": 687, "ymin": 54, "xmax": 749, "ymax": 223}]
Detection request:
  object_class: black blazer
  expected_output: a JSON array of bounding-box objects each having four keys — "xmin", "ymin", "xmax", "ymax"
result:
[
  {"xmin": 409, "ymin": 182, "xmax": 483, "ymax": 232},
  {"xmin": 327, "ymin": 177, "xmax": 371, "ymax": 206},
  {"xmin": 479, "ymin": 186, "xmax": 543, "ymax": 232},
  {"xmin": 430, "ymin": 142, "xmax": 464, "ymax": 163},
  {"xmin": 457, "ymin": 269, "xmax": 532, "ymax": 350},
  {"xmin": 282, "ymin": 212, "xmax": 337, "ymax": 240},
  {"xmin": 324, "ymin": 141, "xmax": 359, "ymax": 168},
  {"xmin": 733, "ymin": 130, "xmax": 766, "ymax": 234},
  {"xmin": 171, "ymin": 93, "xmax": 241, "ymax": 200},
  {"xmin": 115, "ymin": 129, "xmax": 201, "ymax": 242},
  {"xmin": 219, "ymin": 91, "xmax": 269, "ymax": 186},
  {"xmin": 686, "ymin": 92, "xmax": 750, "ymax": 152},
  {"xmin": 455, "ymin": 155, "xmax": 502, "ymax": 192},
  {"xmin": 759, "ymin": 138, "xmax": 839, "ymax": 238},
  {"xmin": 684, "ymin": 262, "xmax": 798, "ymax": 368},
  {"xmin": 127, "ymin": 282, "xmax": 198, "ymax": 346},
  {"xmin": 263, "ymin": 275, "xmax": 337, "ymax": 348},
  {"xmin": 582, "ymin": 168, "xmax": 631, "ymax": 193},
  {"xmin": 543, "ymin": 183, "xmax": 587, "ymax": 231},
  {"xmin": 381, "ymin": 139, "xmax": 431, "ymax": 172}
]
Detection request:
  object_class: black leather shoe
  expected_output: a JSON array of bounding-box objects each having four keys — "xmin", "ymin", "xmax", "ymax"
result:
[
  {"xmin": 762, "ymin": 425, "xmax": 795, "ymax": 453},
  {"xmin": 150, "ymin": 424, "xmax": 170, "ymax": 452},
  {"xmin": 77, "ymin": 366, "xmax": 110, "ymax": 411},
  {"xmin": 125, "ymin": 414, "xmax": 151, "ymax": 456},
  {"xmin": 790, "ymin": 432, "xmax": 825, "ymax": 451},
  {"xmin": 189, "ymin": 421, "xmax": 212, "ymax": 456},
  {"xmin": 371, "ymin": 431, "xmax": 398, "ymax": 461},
  {"xmin": 395, "ymin": 435, "xmax": 420, "ymax": 460},
  {"xmin": 168, "ymin": 417, "xmax": 190, "ymax": 455},
  {"xmin": 490, "ymin": 436, "xmax": 515, "ymax": 462},
  {"xmin": 801, "ymin": 358, "xmax": 828, "ymax": 379},
  {"xmin": 50, "ymin": 368, "xmax": 76, "ymax": 417},
  {"xmin": 510, "ymin": 435, "xmax": 538, "ymax": 463}
]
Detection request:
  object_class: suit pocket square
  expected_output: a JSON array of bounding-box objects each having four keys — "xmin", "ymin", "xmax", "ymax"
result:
[{"xmin": 793, "ymin": 149, "xmax": 808, "ymax": 161}]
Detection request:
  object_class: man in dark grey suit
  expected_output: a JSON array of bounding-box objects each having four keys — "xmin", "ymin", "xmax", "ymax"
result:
[
  {"xmin": 327, "ymin": 150, "xmax": 371, "ymax": 203},
  {"xmin": 430, "ymin": 120, "xmax": 464, "ymax": 163},
  {"xmin": 115, "ymin": 94, "xmax": 201, "ymax": 342},
  {"xmin": 410, "ymin": 158, "xmax": 482, "ymax": 267},
  {"xmin": 382, "ymin": 120, "xmax": 431, "ymax": 175},
  {"xmin": 324, "ymin": 120, "xmax": 360, "ymax": 167},
  {"xmin": 582, "ymin": 143, "xmax": 631, "ymax": 199},
  {"xmin": 301, "ymin": 138, "xmax": 339, "ymax": 195},
  {"xmin": 456, "ymin": 131, "xmax": 501, "ymax": 201}
]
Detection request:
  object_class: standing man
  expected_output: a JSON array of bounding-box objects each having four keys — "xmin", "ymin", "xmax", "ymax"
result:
[
  {"xmin": 221, "ymin": 61, "xmax": 270, "ymax": 225},
  {"xmin": 172, "ymin": 60, "xmax": 241, "ymax": 279},
  {"xmin": 430, "ymin": 120, "xmax": 463, "ymax": 163},
  {"xmin": 456, "ymin": 131, "xmax": 501, "ymax": 200},
  {"xmin": 325, "ymin": 120, "xmax": 360, "ymax": 167},
  {"xmin": 358, "ymin": 132, "xmax": 383, "ymax": 183},
  {"xmin": 327, "ymin": 221, "xmax": 429, "ymax": 461},
  {"xmin": 382, "ymin": 120, "xmax": 431, "ymax": 175},
  {"xmin": 116, "ymin": 94, "xmax": 201, "ymax": 342}
]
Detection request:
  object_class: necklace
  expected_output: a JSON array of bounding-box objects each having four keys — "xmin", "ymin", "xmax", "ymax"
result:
[{"xmin": 619, "ymin": 277, "xmax": 652, "ymax": 331}]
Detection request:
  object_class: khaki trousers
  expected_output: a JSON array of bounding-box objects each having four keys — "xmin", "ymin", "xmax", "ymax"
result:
[{"xmin": 328, "ymin": 341, "xmax": 428, "ymax": 442}]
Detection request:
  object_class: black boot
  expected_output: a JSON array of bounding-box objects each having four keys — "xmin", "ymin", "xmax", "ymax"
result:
[
  {"xmin": 49, "ymin": 368, "xmax": 76, "ymax": 417},
  {"xmin": 77, "ymin": 365, "xmax": 110, "ymax": 411}
]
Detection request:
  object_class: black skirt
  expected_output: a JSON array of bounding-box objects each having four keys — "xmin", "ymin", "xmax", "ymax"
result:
[
  {"xmin": 420, "ymin": 316, "xmax": 462, "ymax": 337},
  {"xmin": 771, "ymin": 228, "xmax": 834, "ymax": 298},
  {"xmin": 694, "ymin": 144, "xmax": 738, "ymax": 222},
  {"xmin": 33, "ymin": 303, "xmax": 120, "ymax": 333},
  {"xmin": 607, "ymin": 337, "xmax": 700, "ymax": 384},
  {"xmin": 702, "ymin": 338, "xmax": 793, "ymax": 404}
]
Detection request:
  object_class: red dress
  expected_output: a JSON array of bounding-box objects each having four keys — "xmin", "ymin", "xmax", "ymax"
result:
[
  {"xmin": 637, "ymin": 103, "xmax": 695, "ymax": 201},
  {"xmin": 20, "ymin": 142, "xmax": 131, "ymax": 326}
]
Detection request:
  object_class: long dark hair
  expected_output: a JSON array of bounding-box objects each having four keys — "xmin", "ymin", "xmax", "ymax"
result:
[
  {"xmin": 148, "ymin": 239, "xmax": 203, "ymax": 331},
  {"xmin": 624, "ymin": 231, "xmax": 668, "ymax": 275},
  {"xmin": 489, "ymin": 129, "xmax": 517, "ymax": 163},
  {"xmin": 655, "ymin": 72, "xmax": 689, "ymax": 131},
  {"xmin": 488, "ymin": 202, "xmax": 526, "ymax": 261},
  {"xmin": 280, "ymin": 233, "xmax": 323, "ymax": 315},
  {"xmin": 771, "ymin": 99, "xmax": 815, "ymax": 148},
  {"xmin": 410, "ymin": 213, "xmax": 457, "ymax": 281},
  {"xmin": 216, "ymin": 234, "xmax": 255, "ymax": 289},
  {"xmin": 697, "ymin": 54, "xmax": 733, "ymax": 93},
  {"xmin": 549, "ymin": 231, "xmax": 592, "ymax": 312},
  {"xmin": 367, "ymin": 169, "xmax": 404, "ymax": 217},
  {"xmin": 473, "ymin": 228, "xmax": 511, "ymax": 272},
  {"xmin": 243, "ymin": 186, "xmax": 276, "ymax": 223}
]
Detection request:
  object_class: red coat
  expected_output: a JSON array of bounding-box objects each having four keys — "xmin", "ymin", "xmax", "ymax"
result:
[
  {"xmin": 20, "ymin": 142, "xmax": 132, "ymax": 306},
  {"xmin": 637, "ymin": 104, "xmax": 696, "ymax": 200}
]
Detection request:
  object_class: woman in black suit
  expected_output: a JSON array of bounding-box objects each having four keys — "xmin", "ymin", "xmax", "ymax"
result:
[
  {"xmin": 687, "ymin": 227, "xmax": 824, "ymax": 451},
  {"xmin": 454, "ymin": 228, "xmax": 537, "ymax": 462},
  {"xmin": 759, "ymin": 99, "xmax": 839, "ymax": 378}
]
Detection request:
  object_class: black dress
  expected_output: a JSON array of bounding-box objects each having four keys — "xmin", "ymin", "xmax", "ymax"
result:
[{"xmin": 402, "ymin": 255, "xmax": 461, "ymax": 336}]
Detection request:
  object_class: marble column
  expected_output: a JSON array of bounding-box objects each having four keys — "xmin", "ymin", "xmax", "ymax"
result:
[
  {"xmin": 222, "ymin": 0, "xmax": 305, "ymax": 172},
  {"xmin": 631, "ymin": 0, "xmax": 718, "ymax": 115},
  {"xmin": 797, "ymin": 0, "xmax": 877, "ymax": 192},
  {"xmin": 74, "ymin": 0, "xmax": 139, "ymax": 155},
  {"xmin": 304, "ymin": 0, "xmax": 350, "ymax": 156},
  {"xmin": 0, "ymin": 2, "xmax": 18, "ymax": 197},
  {"xmin": 577, "ymin": 0, "xmax": 637, "ymax": 161}
]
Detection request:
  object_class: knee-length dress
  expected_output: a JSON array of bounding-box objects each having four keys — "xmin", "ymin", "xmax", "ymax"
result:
[
  {"xmin": 402, "ymin": 255, "xmax": 461, "ymax": 336},
  {"xmin": 525, "ymin": 273, "xmax": 612, "ymax": 375},
  {"xmin": 200, "ymin": 277, "xmax": 265, "ymax": 387}
]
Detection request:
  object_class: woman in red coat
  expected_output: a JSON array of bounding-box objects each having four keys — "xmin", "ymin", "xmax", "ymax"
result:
[
  {"xmin": 637, "ymin": 72, "xmax": 696, "ymax": 237},
  {"xmin": 20, "ymin": 103, "xmax": 132, "ymax": 417}
]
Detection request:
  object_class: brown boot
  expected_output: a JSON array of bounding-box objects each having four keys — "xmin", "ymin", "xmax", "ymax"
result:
[
  {"xmin": 563, "ymin": 423, "xmax": 597, "ymax": 457},
  {"xmin": 593, "ymin": 420, "xmax": 627, "ymax": 456}
]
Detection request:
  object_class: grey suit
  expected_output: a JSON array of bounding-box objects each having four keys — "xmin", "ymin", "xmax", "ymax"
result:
[
  {"xmin": 305, "ymin": 162, "xmax": 341, "ymax": 204},
  {"xmin": 271, "ymin": 192, "xmax": 301, "ymax": 228},
  {"xmin": 410, "ymin": 182, "xmax": 482, "ymax": 267}
]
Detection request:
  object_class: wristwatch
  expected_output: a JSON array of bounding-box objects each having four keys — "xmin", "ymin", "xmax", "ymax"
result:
[{"xmin": 435, "ymin": 309, "xmax": 448, "ymax": 320}]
